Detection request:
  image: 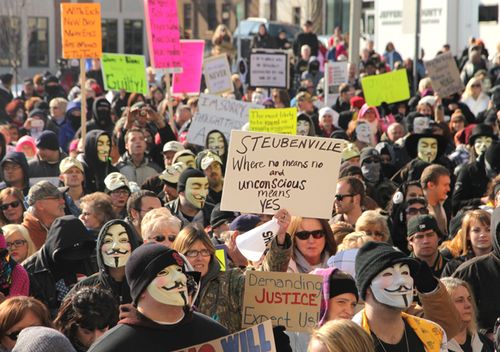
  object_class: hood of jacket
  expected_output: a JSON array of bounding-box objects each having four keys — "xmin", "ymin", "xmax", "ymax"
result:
[
  {"xmin": 0, "ymin": 151, "xmax": 29, "ymax": 187},
  {"xmin": 92, "ymin": 96, "xmax": 112, "ymax": 128},
  {"xmin": 82, "ymin": 129, "xmax": 111, "ymax": 169},
  {"xmin": 310, "ymin": 267, "xmax": 337, "ymax": 327},
  {"xmin": 358, "ymin": 104, "xmax": 381, "ymax": 121},
  {"xmin": 307, "ymin": 56, "xmax": 320, "ymax": 73}
]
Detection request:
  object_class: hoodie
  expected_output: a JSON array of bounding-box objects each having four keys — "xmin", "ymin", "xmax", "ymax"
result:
[
  {"xmin": 301, "ymin": 56, "xmax": 324, "ymax": 93},
  {"xmin": 71, "ymin": 220, "xmax": 140, "ymax": 304},
  {"xmin": 0, "ymin": 151, "xmax": 30, "ymax": 195},
  {"xmin": 78, "ymin": 129, "xmax": 117, "ymax": 193},
  {"xmin": 59, "ymin": 100, "xmax": 81, "ymax": 153},
  {"xmin": 23, "ymin": 215, "xmax": 97, "ymax": 316},
  {"xmin": 87, "ymin": 96, "xmax": 114, "ymax": 134}
]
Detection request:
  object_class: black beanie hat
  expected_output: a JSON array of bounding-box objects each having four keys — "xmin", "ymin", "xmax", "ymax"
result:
[
  {"xmin": 126, "ymin": 243, "xmax": 187, "ymax": 306},
  {"xmin": 355, "ymin": 241, "xmax": 418, "ymax": 300},
  {"xmin": 177, "ymin": 167, "xmax": 206, "ymax": 193},
  {"xmin": 329, "ymin": 270, "xmax": 359, "ymax": 301},
  {"xmin": 485, "ymin": 141, "xmax": 500, "ymax": 173},
  {"xmin": 36, "ymin": 130, "xmax": 59, "ymax": 151}
]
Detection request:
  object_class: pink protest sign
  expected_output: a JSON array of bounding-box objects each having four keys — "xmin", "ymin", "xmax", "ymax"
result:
[
  {"xmin": 144, "ymin": 0, "xmax": 182, "ymax": 72},
  {"xmin": 172, "ymin": 40, "xmax": 205, "ymax": 96}
]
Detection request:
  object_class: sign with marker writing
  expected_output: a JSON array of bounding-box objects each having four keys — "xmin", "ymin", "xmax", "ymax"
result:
[
  {"xmin": 204, "ymin": 55, "xmax": 234, "ymax": 95},
  {"xmin": 186, "ymin": 94, "xmax": 263, "ymax": 146},
  {"xmin": 144, "ymin": 0, "xmax": 182, "ymax": 72},
  {"xmin": 249, "ymin": 107, "xmax": 297, "ymax": 135},
  {"xmin": 175, "ymin": 320, "xmax": 276, "ymax": 352},
  {"xmin": 249, "ymin": 51, "xmax": 289, "ymax": 89},
  {"xmin": 236, "ymin": 219, "xmax": 280, "ymax": 261},
  {"xmin": 172, "ymin": 40, "xmax": 205, "ymax": 96},
  {"xmin": 361, "ymin": 69, "xmax": 410, "ymax": 106},
  {"xmin": 242, "ymin": 271, "xmax": 322, "ymax": 333},
  {"xmin": 424, "ymin": 52, "xmax": 464, "ymax": 97},
  {"xmin": 61, "ymin": 3, "xmax": 102, "ymax": 59},
  {"xmin": 101, "ymin": 53, "xmax": 148, "ymax": 95},
  {"xmin": 220, "ymin": 131, "xmax": 344, "ymax": 219},
  {"xmin": 324, "ymin": 61, "xmax": 348, "ymax": 107}
]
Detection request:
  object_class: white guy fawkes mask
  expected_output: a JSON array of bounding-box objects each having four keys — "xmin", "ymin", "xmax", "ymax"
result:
[
  {"xmin": 297, "ymin": 120, "xmax": 311, "ymax": 136},
  {"xmin": 101, "ymin": 224, "xmax": 131, "ymax": 268},
  {"xmin": 207, "ymin": 131, "xmax": 226, "ymax": 157},
  {"xmin": 185, "ymin": 177, "xmax": 209, "ymax": 209},
  {"xmin": 371, "ymin": 263, "xmax": 414, "ymax": 309},
  {"xmin": 356, "ymin": 123, "xmax": 372, "ymax": 145},
  {"xmin": 474, "ymin": 136, "xmax": 493, "ymax": 156},
  {"xmin": 417, "ymin": 137, "xmax": 438, "ymax": 162},
  {"xmin": 147, "ymin": 264, "xmax": 188, "ymax": 306},
  {"xmin": 413, "ymin": 117, "xmax": 430, "ymax": 134},
  {"xmin": 97, "ymin": 134, "xmax": 111, "ymax": 162}
]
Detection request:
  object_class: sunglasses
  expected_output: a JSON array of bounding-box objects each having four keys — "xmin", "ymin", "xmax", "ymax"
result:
[
  {"xmin": 406, "ymin": 207, "xmax": 429, "ymax": 216},
  {"xmin": 0, "ymin": 200, "xmax": 21, "ymax": 211},
  {"xmin": 148, "ymin": 234, "xmax": 176, "ymax": 243},
  {"xmin": 6, "ymin": 330, "xmax": 21, "ymax": 341},
  {"xmin": 295, "ymin": 230, "xmax": 326, "ymax": 240},
  {"xmin": 334, "ymin": 194, "xmax": 356, "ymax": 201}
]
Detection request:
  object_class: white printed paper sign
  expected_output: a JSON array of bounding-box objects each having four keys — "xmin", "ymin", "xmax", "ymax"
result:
[
  {"xmin": 186, "ymin": 94, "xmax": 263, "ymax": 146},
  {"xmin": 221, "ymin": 131, "xmax": 344, "ymax": 219},
  {"xmin": 250, "ymin": 52, "xmax": 288, "ymax": 88},
  {"xmin": 203, "ymin": 54, "xmax": 234, "ymax": 95},
  {"xmin": 324, "ymin": 61, "xmax": 348, "ymax": 107}
]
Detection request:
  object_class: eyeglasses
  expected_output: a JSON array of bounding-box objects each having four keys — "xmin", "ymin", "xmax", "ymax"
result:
[
  {"xmin": 6, "ymin": 239, "xmax": 27, "ymax": 248},
  {"xmin": 185, "ymin": 249, "xmax": 211, "ymax": 258},
  {"xmin": 111, "ymin": 189, "xmax": 130, "ymax": 196},
  {"xmin": 6, "ymin": 330, "xmax": 22, "ymax": 341},
  {"xmin": 295, "ymin": 230, "xmax": 326, "ymax": 240},
  {"xmin": 0, "ymin": 200, "xmax": 21, "ymax": 211},
  {"xmin": 334, "ymin": 194, "xmax": 356, "ymax": 201},
  {"xmin": 363, "ymin": 158, "xmax": 380, "ymax": 164},
  {"xmin": 406, "ymin": 207, "xmax": 429, "ymax": 216},
  {"xmin": 148, "ymin": 234, "xmax": 176, "ymax": 243}
]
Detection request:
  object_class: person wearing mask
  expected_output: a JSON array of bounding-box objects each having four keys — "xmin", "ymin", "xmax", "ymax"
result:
[
  {"xmin": 301, "ymin": 57, "xmax": 323, "ymax": 95},
  {"xmin": 43, "ymin": 75, "xmax": 66, "ymax": 103},
  {"xmin": 59, "ymin": 101, "xmax": 81, "ymax": 153}
]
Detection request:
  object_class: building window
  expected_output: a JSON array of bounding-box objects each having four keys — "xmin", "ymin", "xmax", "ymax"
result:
[
  {"xmin": 479, "ymin": 5, "xmax": 498, "ymax": 23},
  {"xmin": 28, "ymin": 17, "xmax": 49, "ymax": 67},
  {"xmin": 124, "ymin": 19, "xmax": 143, "ymax": 54},
  {"xmin": 102, "ymin": 19, "xmax": 118, "ymax": 53},
  {"xmin": 183, "ymin": 4, "xmax": 192, "ymax": 30},
  {"xmin": 293, "ymin": 7, "xmax": 301, "ymax": 26},
  {"xmin": 207, "ymin": 1, "xmax": 217, "ymax": 30},
  {"xmin": 0, "ymin": 16, "xmax": 21, "ymax": 67}
]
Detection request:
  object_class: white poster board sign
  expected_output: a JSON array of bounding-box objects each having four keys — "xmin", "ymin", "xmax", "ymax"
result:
[
  {"xmin": 424, "ymin": 52, "xmax": 464, "ymax": 97},
  {"xmin": 221, "ymin": 131, "xmax": 344, "ymax": 219},
  {"xmin": 186, "ymin": 94, "xmax": 263, "ymax": 146},
  {"xmin": 324, "ymin": 61, "xmax": 348, "ymax": 107},
  {"xmin": 249, "ymin": 50, "xmax": 289, "ymax": 89},
  {"xmin": 203, "ymin": 54, "xmax": 234, "ymax": 95}
]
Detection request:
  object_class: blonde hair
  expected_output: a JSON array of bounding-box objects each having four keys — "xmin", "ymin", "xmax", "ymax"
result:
[
  {"xmin": 418, "ymin": 77, "xmax": 432, "ymax": 93},
  {"xmin": 140, "ymin": 207, "xmax": 181, "ymax": 241},
  {"xmin": 2, "ymin": 224, "xmax": 36, "ymax": 261},
  {"xmin": 462, "ymin": 77, "xmax": 484, "ymax": 100},
  {"xmin": 441, "ymin": 277, "xmax": 478, "ymax": 335},
  {"xmin": 338, "ymin": 231, "xmax": 372, "ymax": 251},
  {"xmin": 309, "ymin": 320, "xmax": 374, "ymax": 352},
  {"xmin": 355, "ymin": 210, "xmax": 390, "ymax": 242}
]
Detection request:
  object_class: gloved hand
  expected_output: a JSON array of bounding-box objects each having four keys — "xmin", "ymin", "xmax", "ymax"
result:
[{"xmin": 412, "ymin": 258, "xmax": 438, "ymax": 294}]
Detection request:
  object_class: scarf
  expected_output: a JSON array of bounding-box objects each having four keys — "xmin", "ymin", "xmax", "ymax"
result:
[
  {"xmin": 0, "ymin": 249, "xmax": 16, "ymax": 295},
  {"xmin": 293, "ymin": 248, "xmax": 330, "ymax": 274}
]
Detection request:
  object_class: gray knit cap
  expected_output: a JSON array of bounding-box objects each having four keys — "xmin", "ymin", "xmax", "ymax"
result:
[{"xmin": 12, "ymin": 327, "xmax": 77, "ymax": 352}]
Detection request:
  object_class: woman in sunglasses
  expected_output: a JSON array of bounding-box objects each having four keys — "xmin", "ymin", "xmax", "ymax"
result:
[
  {"xmin": 0, "ymin": 188, "xmax": 25, "ymax": 226},
  {"xmin": 0, "ymin": 296, "xmax": 52, "ymax": 351},
  {"xmin": 2, "ymin": 224, "xmax": 36, "ymax": 263},
  {"xmin": 140, "ymin": 208, "xmax": 181, "ymax": 248}
]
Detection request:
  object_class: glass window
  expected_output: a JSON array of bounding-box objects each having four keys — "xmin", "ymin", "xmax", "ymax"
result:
[
  {"xmin": 124, "ymin": 19, "xmax": 143, "ymax": 54},
  {"xmin": 183, "ymin": 4, "xmax": 192, "ymax": 30},
  {"xmin": 102, "ymin": 19, "xmax": 118, "ymax": 53},
  {"xmin": 207, "ymin": 1, "xmax": 217, "ymax": 30},
  {"xmin": 479, "ymin": 5, "xmax": 498, "ymax": 22},
  {"xmin": 28, "ymin": 17, "xmax": 49, "ymax": 67},
  {"xmin": 0, "ymin": 16, "xmax": 21, "ymax": 67}
]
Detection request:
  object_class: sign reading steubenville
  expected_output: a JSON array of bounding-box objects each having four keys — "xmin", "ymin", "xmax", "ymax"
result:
[
  {"xmin": 220, "ymin": 131, "xmax": 344, "ymax": 219},
  {"xmin": 241, "ymin": 271, "xmax": 323, "ymax": 333}
]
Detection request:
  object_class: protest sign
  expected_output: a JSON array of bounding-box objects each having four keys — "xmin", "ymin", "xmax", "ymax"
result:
[
  {"xmin": 424, "ymin": 52, "xmax": 464, "ymax": 97},
  {"xmin": 101, "ymin": 53, "xmax": 148, "ymax": 95},
  {"xmin": 204, "ymin": 55, "xmax": 234, "ymax": 95},
  {"xmin": 186, "ymin": 94, "xmax": 263, "ymax": 147},
  {"xmin": 215, "ymin": 246, "xmax": 228, "ymax": 272},
  {"xmin": 241, "ymin": 271, "xmax": 322, "ymax": 333},
  {"xmin": 220, "ymin": 131, "xmax": 344, "ymax": 219},
  {"xmin": 249, "ymin": 50, "xmax": 289, "ymax": 89},
  {"xmin": 172, "ymin": 40, "xmax": 205, "ymax": 96},
  {"xmin": 175, "ymin": 320, "xmax": 276, "ymax": 352},
  {"xmin": 144, "ymin": 0, "xmax": 182, "ymax": 72},
  {"xmin": 61, "ymin": 3, "xmax": 102, "ymax": 59},
  {"xmin": 361, "ymin": 69, "xmax": 410, "ymax": 106},
  {"xmin": 236, "ymin": 219, "xmax": 280, "ymax": 261},
  {"xmin": 249, "ymin": 108, "xmax": 297, "ymax": 135},
  {"xmin": 324, "ymin": 61, "xmax": 348, "ymax": 107}
]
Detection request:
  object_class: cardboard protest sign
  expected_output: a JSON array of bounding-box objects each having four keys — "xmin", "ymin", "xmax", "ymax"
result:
[
  {"xmin": 186, "ymin": 94, "xmax": 263, "ymax": 147},
  {"xmin": 324, "ymin": 62, "xmax": 348, "ymax": 107},
  {"xmin": 144, "ymin": 0, "xmax": 182, "ymax": 72},
  {"xmin": 242, "ymin": 271, "xmax": 322, "ymax": 333},
  {"xmin": 249, "ymin": 50, "xmax": 289, "ymax": 89},
  {"xmin": 249, "ymin": 108, "xmax": 297, "ymax": 135},
  {"xmin": 101, "ymin": 53, "xmax": 148, "ymax": 95},
  {"xmin": 172, "ymin": 40, "xmax": 205, "ymax": 96},
  {"xmin": 424, "ymin": 52, "xmax": 464, "ymax": 97},
  {"xmin": 61, "ymin": 3, "xmax": 102, "ymax": 59},
  {"xmin": 204, "ymin": 55, "xmax": 234, "ymax": 95},
  {"xmin": 236, "ymin": 219, "xmax": 279, "ymax": 261},
  {"xmin": 175, "ymin": 320, "xmax": 276, "ymax": 352},
  {"xmin": 361, "ymin": 69, "xmax": 410, "ymax": 106},
  {"xmin": 220, "ymin": 131, "xmax": 344, "ymax": 219}
]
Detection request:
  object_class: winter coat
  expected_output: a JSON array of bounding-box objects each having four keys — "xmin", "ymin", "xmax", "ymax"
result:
[
  {"xmin": 59, "ymin": 100, "xmax": 81, "ymax": 153},
  {"xmin": 28, "ymin": 150, "xmax": 67, "ymax": 179},
  {"xmin": 166, "ymin": 198, "xmax": 214, "ymax": 229},
  {"xmin": 115, "ymin": 153, "xmax": 162, "ymax": 187},
  {"xmin": 452, "ymin": 155, "xmax": 489, "ymax": 214}
]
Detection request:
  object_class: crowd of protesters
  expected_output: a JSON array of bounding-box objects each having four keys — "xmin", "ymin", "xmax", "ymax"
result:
[{"xmin": 0, "ymin": 17, "xmax": 498, "ymax": 352}]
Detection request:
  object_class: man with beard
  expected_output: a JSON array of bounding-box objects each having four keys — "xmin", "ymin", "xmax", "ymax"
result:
[
  {"xmin": 166, "ymin": 168, "xmax": 214, "ymax": 228},
  {"xmin": 88, "ymin": 245, "xmax": 228, "ymax": 352},
  {"xmin": 200, "ymin": 152, "xmax": 223, "ymax": 204},
  {"xmin": 331, "ymin": 176, "xmax": 364, "ymax": 226},
  {"xmin": 353, "ymin": 241, "xmax": 447, "ymax": 352}
]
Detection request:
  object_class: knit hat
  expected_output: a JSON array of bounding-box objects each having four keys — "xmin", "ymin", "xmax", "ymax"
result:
[
  {"xmin": 210, "ymin": 203, "xmax": 237, "ymax": 229},
  {"xmin": 329, "ymin": 270, "xmax": 359, "ymax": 300},
  {"xmin": 355, "ymin": 241, "xmax": 418, "ymax": 300},
  {"xmin": 407, "ymin": 214, "xmax": 443, "ymax": 239},
  {"xmin": 26, "ymin": 181, "xmax": 62, "ymax": 206},
  {"xmin": 177, "ymin": 167, "xmax": 205, "ymax": 193},
  {"xmin": 229, "ymin": 214, "xmax": 261, "ymax": 233},
  {"xmin": 12, "ymin": 327, "xmax": 77, "ymax": 352},
  {"xmin": 159, "ymin": 162, "xmax": 187, "ymax": 187},
  {"xmin": 350, "ymin": 96, "xmax": 365, "ymax": 109},
  {"xmin": 163, "ymin": 140, "xmax": 185, "ymax": 153},
  {"xmin": 126, "ymin": 243, "xmax": 187, "ymax": 306},
  {"xmin": 35, "ymin": 130, "xmax": 59, "ymax": 151},
  {"xmin": 59, "ymin": 157, "xmax": 84, "ymax": 174}
]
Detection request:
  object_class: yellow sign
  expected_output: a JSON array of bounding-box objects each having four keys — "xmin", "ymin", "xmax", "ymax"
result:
[
  {"xmin": 361, "ymin": 69, "xmax": 410, "ymax": 106},
  {"xmin": 249, "ymin": 108, "xmax": 297, "ymax": 135},
  {"xmin": 61, "ymin": 3, "xmax": 102, "ymax": 59},
  {"xmin": 215, "ymin": 248, "xmax": 227, "ymax": 272}
]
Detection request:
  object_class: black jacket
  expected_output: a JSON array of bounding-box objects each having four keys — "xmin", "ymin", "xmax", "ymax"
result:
[
  {"xmin": 293, "ymin": 32, "xmax": 319, "ymax": 57},
  {"xmin": 28, "ymin": 150, "xmax": 68, "ymax": 179},
  {"xmin": 452, "ymin": 155, "xmax": 488, "ymax": 214}
]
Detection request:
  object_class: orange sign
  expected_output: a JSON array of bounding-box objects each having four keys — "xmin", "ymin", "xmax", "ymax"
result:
[{"xmin": 61, "ymin": 3, "xmax": 102, "ymax": 59}]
